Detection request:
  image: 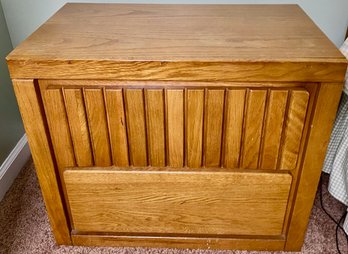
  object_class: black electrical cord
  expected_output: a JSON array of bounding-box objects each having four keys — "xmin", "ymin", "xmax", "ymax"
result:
[
  {"xmin": 336, "ymin": 212, "xmax": 347, "ymax": 254},
  {"xmin": 319, "ymin": 174, "xmax": 348, "ymax": 254}
]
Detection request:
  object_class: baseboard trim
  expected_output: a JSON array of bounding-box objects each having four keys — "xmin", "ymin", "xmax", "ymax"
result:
[{"xmin": 0, "ymin": 134, "xmax": 31, "ymax": 201}]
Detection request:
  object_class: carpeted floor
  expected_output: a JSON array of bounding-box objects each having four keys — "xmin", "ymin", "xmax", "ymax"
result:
[{"xmin": 0, "ymin": 160, "xmax": 347, "ymax": 254}]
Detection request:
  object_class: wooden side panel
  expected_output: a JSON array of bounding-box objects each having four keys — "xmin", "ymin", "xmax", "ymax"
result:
[
  {"xmin": 145, "ymin": 90, "xmax": 165, "ymax": 167},
  {"xmin": 64, "ymin": 169, "xmax": 292, "ymax": 236},
  {"xmin": 204, "ymin": 90, "xmax": 225, "ymax": 167},
  {"xmin": 241, "ymin": 90, "xmax": 267, "ymax": 169},
  {"xmin": 186, "ymin": 89, "xmax": 204, "ymax": 168},
  {"xmin": 223, "ymin": 89, "xmax": 246, "ymax": 168},
  {"xmin": 280, "ymin": 90, "xmax": 309, "ymax": 170},
  {"xmin": 285, "ymin": 83, "xmax": 343, "ymax": 251},
  {"xmin": 40, "ymin": 84, "xmax": 75, "ymax": 171},
  {"xmin": 84, "ymin": 89, "xmax": 112, "ymax": 166},
  {"xmin": 260, "ymin": 90, "xmax": 288, "ymax": 169},
  {"xmin": 64, "ymin": 89, "xmax": 93, "ymax": 167},
  {"xmin": 105, "ymin": 89, "xmax": 129, "ymax": 167},
  {"xmin": 166, "ymin": 90, "xmax": 184, "ymax": 167},
  {"xmin": 12, "ymin": 80, "xmax": 71, "ymax": 244},
  {"xmin": 125, "ymin": 89, "xmax": 147, "ymax": 166}
]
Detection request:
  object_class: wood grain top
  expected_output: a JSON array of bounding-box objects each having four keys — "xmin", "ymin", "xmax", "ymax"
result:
[
  {"xmin": 7, "ymin": 4, "xmax": 345, "ymax": 63},
  {"xmin": 7, "ymin": 4, "xmax": 347, "ymax": 81}
]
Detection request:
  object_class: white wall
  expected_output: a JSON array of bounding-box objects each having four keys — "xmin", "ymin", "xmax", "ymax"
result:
[
  {"xmin": 0, "ymin": 0, "xmax": 30, "ymax": 201},
  {"xmin": 0, "ymin": 1, "xmax": 24, "ymax": 165},
  {"xmin": 1, "ymin": 0, "xmax": 348, "ymax": 48}
]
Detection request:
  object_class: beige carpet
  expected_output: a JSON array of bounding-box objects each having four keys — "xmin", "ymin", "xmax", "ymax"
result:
[{"xmin": 0, "ymin": 159, "xmax": 347, "ymax": 254}]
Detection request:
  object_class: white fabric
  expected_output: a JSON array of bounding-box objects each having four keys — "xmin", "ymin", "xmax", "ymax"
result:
[
  {"xmin": 322, "ymin": 94, "xmax": 348, "ymax": 205},
  {"xmin": 322, "ymin": 38, "xmax": 348, "ymax": 234}
]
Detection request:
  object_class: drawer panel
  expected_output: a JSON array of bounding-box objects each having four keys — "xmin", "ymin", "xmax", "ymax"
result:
[
  {"xmin": 64, "ymin": 169, "xmax": 292, "ymax": 236},
  {"xmin": 39, "ymin": 80, "xmax": 312, "ymax": 171}
]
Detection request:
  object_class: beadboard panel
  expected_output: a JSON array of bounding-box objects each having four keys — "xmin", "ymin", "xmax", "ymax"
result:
[{"xmin": 39, "ymin": 80, "xmax": 312, "ymax": 171}]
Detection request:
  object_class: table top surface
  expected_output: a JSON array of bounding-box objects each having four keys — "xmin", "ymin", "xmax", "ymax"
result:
[{"xmin": 7, "ymin": 3, "xmax": 346, "ymax": 64}]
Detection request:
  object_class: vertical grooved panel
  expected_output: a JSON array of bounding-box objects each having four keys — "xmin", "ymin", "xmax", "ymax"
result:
[
  {"xmin": 224, "ymin": 89, "xmax": 246, "ymax": 168},
  {"xmin": 260, "ymin": 90, "xmax": 288, "ymax": 169},
  {"xmin": 105, "ymin": 89, "xmax": 129, "ymax": 167},
  {"xmin": 63, "ymin": 89, "xmax": 93, "ymax": 167},
  {"xmin": 43, "ymin": 84, "xmax": 311, "ymax": 172},
  {"xmin": 166, "ymin": 90, "xmax": 184, "ymax": 167},
  {"xmin": 40, "ymin": 85, "xmax": 76, "ymax": 227},
  {"xmin": 40, "ymin": 87, "xmax": 75, "ymax": 170},
  {"xmin": 125, "ymin": 89, "xmax": 148, "ymax": 166},
  {"xmin": 204, "ymin": 90, "xmax": 225, "ymax": 167},
  {"xmin": 280, "ymin": 90, "xmax": 309, "ymax": 170},
  {"xmin": 242, "ymin": 90, "xmax": 267, "ymax": 169},
  {"xmin": 84, "ymin": 89, "xmax": 112, "ymax": 166},
  {"xmin": 187, "ymin": 89, "xmax": 204, "ymax": 168},
  {"xmin": 146, "ymin": 90, "xmax": 165, "ymax": 167}
]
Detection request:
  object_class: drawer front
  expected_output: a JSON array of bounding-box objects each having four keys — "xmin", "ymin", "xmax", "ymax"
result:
[
  {"xmin": 64, "ymin": 169, "xmax": 292, "ymax": 236},
  {"xmin": 39, "ymin": 80, "xmax": 312, "ymax": 171}
]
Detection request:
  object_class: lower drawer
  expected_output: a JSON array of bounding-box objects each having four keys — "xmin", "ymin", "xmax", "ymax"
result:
[{"xmin": 63, "ymin": 169, "xmax": 292, "ymax": 236}]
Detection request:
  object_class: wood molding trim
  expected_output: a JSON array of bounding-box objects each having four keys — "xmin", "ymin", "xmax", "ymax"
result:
[
  {"xmin": 7, "ymin": 60, "xmax": 347, "ymax": 82},
  {"xmin": 72, "ymin": 233, "xmax": 286, "ymax": 251}
]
